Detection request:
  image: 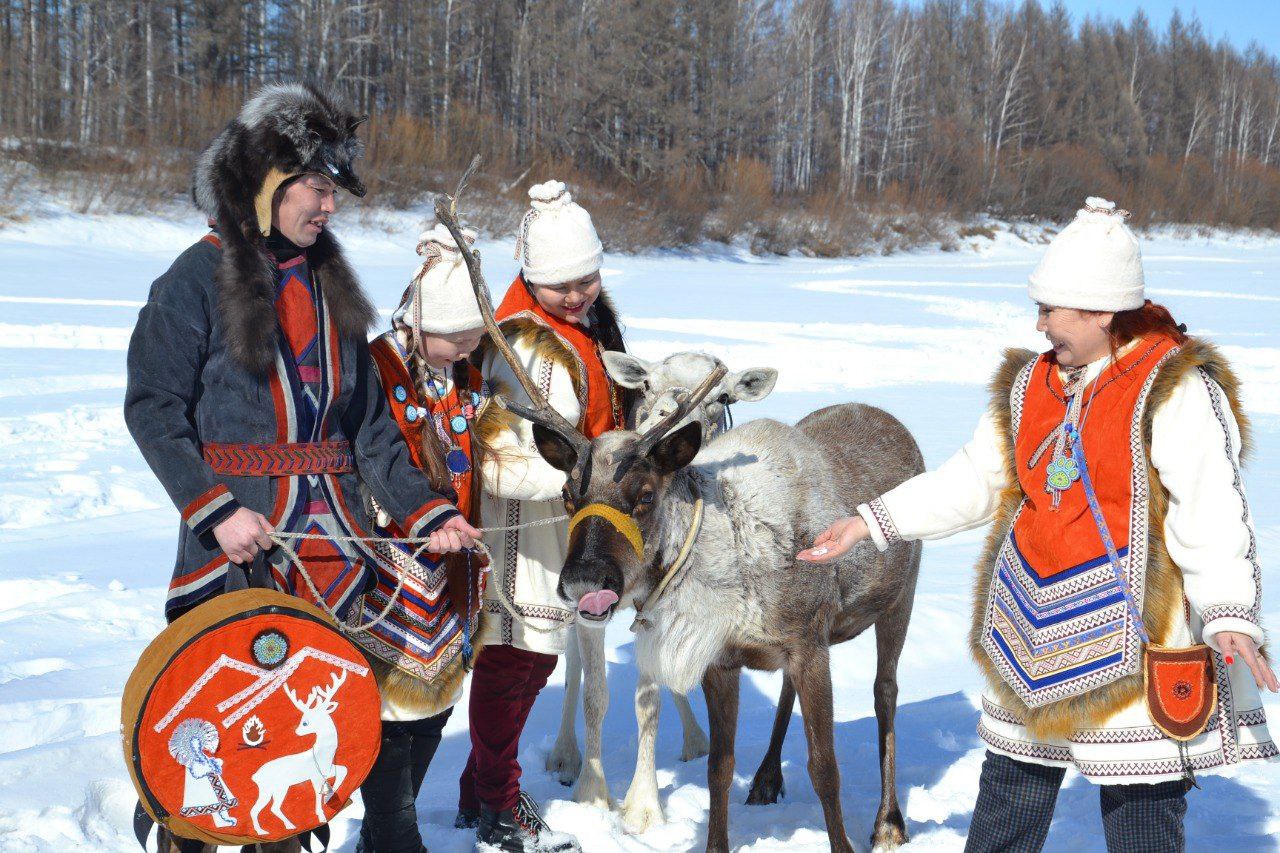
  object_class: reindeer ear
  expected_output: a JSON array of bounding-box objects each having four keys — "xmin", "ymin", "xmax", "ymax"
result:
[
  {"xmin": 729, "ymin": 367, "xmax": 778, "ymax": 403},
  {"xmin": 532, "ymin": 423, "xmax": 580, "ymax": 473},
  {"xmin": 647, "ymin": 420, "xmax": 702, "ymax": 475},
  {"xmin": 602, "ymin": 352, "xmax": 653, "ymax": 389}
]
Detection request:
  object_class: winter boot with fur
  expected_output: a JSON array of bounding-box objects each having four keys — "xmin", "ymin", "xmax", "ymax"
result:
[{"xmin": 475, "ymin": 792, "xmax": 580, "ymax": 853}]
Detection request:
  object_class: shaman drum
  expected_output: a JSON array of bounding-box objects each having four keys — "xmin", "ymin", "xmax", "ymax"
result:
[{"xmin": 121, "ymin": 588, "xmax": 381, "ymax": 846}]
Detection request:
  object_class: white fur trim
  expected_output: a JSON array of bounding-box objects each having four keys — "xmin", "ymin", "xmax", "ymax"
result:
[{"xmin": 1028, "ymin": 196, "xmax": 1144, "ymax": 312}]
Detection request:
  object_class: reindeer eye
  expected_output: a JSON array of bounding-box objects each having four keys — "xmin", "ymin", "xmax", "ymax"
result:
[{"xmin": 637, "ymin": 490, "xmax": 654, "ymax": 507}]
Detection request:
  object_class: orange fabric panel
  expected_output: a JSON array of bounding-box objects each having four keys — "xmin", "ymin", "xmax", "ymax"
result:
[{"xmin": 1012, "ymin": 336, "xmax": 1177, "ymax": 578}]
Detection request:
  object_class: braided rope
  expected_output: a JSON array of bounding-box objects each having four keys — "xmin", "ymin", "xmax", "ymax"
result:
[{"xmin": 265, "ymin": 512, "xmax": 571, "ymax": 634}]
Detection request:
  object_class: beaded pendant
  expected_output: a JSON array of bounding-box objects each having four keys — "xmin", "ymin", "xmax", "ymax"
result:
[
  {"xmin": 1046, "ymin": 456, "xmax": 1080, "ymax": 492},
  {"xmin": 445, "ymin": 447, "xmax": 471, "ymax": 475}
]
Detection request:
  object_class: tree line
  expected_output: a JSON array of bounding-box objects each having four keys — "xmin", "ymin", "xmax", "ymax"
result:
[{"xmin": 4, "ymin": 0, "xmax": 1279, "ymax": 240}]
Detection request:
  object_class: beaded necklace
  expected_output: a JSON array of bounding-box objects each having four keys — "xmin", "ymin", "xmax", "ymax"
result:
[{"xmin": 416, "ymin": 358, "xmax": 482, "ymax": 485}]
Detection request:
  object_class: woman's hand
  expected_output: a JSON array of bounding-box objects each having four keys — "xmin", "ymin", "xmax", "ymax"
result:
[
  {"xmin": 1217, "ymin": 632, "xmax": 1280, "ymax": 692},
  {"xmin": 428, "ymin": 515, "xmax": 483, "ymax": 553},
  {"xmin": 796, "ymin": 515, "xmax": 871, "ymax": 563},
  {"xmin": 213, "ymin": 508, "xmax": 275, "ymax": 564}
]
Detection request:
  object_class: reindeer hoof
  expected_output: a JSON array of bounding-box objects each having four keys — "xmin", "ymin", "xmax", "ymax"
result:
[
  {"xmin": 546, "ymin": 743, "xmax": 582, "ymax": 787},
  {"xmin": 678, "ymin": 729, "xmax": 710, "ymax": 762},
  {"xmin": 744, "ymin": 771, "xmax": 784, "ymax": 805},
  {"xmin": 870, "ymin": 814, "xmax": 908, "ymax": 851},
  {"xmin": 572, "ymin": 761, "xmax": 615, "ymax": 810},
  {"xmin": 620, "ymin": 791, "xmax": 664, "ymax": 834}
]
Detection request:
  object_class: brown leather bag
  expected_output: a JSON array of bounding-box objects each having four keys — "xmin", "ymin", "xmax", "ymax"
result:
[{"xmin": 1144, "ymin": 643, "xmax": 1218, "ymax": 741}]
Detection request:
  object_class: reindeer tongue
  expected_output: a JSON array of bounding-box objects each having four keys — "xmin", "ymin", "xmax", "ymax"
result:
[{"xmin": 577, "ymin": 589, "xmax": 619, "ymax": 616}]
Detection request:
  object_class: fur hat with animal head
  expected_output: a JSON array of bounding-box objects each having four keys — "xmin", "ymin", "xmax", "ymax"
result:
[
  {"xmin": 192, "ymin": 82, "xmax": 376, "ymax": 375},
  {"xmin": 193, "ymin": 82, "xmax": 368, "ymax": 238}
]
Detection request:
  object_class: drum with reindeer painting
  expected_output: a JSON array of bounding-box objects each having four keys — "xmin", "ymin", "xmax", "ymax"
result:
[{"xmin": 121, "ymin": 588, "xmax": 382, "ymax": 846}]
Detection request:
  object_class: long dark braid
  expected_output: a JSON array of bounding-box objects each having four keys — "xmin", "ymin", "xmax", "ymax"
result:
[{"xmin": 587, "ymin": 293, "xmax": 639, "ymax": 425}]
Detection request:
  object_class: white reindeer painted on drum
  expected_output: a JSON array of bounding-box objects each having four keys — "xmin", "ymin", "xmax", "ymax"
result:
[{"xmin": 248, "ymin": 671, "xmax": 349, "ymax": 835}]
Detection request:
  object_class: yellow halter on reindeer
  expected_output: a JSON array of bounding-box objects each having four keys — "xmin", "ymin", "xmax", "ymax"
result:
[{"xmin": 568, "ymin": 503, "xmax": 646, "ymax": 560}]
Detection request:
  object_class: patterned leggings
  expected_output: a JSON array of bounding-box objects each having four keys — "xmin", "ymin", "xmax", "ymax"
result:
[{"xmin": 965, "ymin": 751, "xmax": 1191, "ymax": 853}]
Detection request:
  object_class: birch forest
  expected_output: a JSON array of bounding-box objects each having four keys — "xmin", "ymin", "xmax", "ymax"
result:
[{"xmin": 4, "ymin": 0, "xmax": 1280, "ymax": 245}]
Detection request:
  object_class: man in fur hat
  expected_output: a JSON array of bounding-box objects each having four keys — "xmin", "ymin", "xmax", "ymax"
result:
[{"xmin": 125, "ymin": 82, "xmax": 479, "ymax": 632}]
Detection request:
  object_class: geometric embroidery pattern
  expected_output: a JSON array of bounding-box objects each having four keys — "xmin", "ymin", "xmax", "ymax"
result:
[{"xmin": 202, "ymin": 441, "xmax": 354, "ymax": 476}]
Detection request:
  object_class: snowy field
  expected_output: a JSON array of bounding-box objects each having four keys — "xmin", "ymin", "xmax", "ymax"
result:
[{"xmin": 0, "ymin": 211, "xmax": 1277, "ymax": 851}]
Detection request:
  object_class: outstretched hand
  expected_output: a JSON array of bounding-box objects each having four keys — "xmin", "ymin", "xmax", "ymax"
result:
[
  {"xmin": 796, "ymin": 515, "xmax": 871, "ymax": 564},
  {"xmin": 1217, "ymin": 631, "xmax": 1280, "ymax": 692}
]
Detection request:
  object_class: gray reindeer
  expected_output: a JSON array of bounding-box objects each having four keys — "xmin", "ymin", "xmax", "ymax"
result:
[
  {"xmin": 437, "ymin": 186, "xmax": 922, "ymax": 852},
  {"xmin": 544, "ymin": 351, "xmax": 780, "ymax": 820}
]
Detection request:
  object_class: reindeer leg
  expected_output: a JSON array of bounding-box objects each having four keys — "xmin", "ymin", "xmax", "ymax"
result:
[
  {"xmin": 547, "ymin": 624, "xmax": 584, "ymax": 786},
  {"xmin": 271, "ymin": 794, "xmax": 295, "ymax": 831},
  {"xmin": 870, "ymin": 586, "xmax": 913, "ymax": 851},
  {"xmin": 788, "ymin": 644, "xmax": 853, "ymax": 853},
  {"xmin": 250, "ymin": 792, "xmax": 269, "ymax": 836},
  {"xmin": 572, "ymin": 624, "xmax": 614, "ymax": 809},
  {"xmin": 746, "ymin": 674, "xmax": 795, "ymax": 805},
  {"xmin": 673, "ymin": 689, "xmax": 709, "ymax": 761},
  {"xmin": 621, "ymin": 670, "xmax": 664, "ymax": 833},
  {"xmin": 702, "ymin": 665, "xmax": 740, "ymax": 853}
]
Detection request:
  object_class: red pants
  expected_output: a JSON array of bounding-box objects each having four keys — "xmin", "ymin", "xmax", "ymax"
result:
[{"xmin": 458, "ymin": 642, "xmax": 558, "ymax": 812}]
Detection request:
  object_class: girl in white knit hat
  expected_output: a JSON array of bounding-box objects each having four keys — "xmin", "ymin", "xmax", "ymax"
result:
[
  {"xmin": 353, "ymin": 222, "xmax": 508, "ymax": 853},
  {"xmin": 454, "ymin": 180, "xmax": 632, "ymax": 853},
  {"xmin": 799, "ymin": 197, "xmax": 1277, "ymax": 852}
]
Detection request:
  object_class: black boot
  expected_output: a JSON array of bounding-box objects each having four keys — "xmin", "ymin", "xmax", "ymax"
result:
[
  {"xmin": 475, "ymin": 792, "xmax": 581, "ymax": 853},
  {"xmin": 455, "ymin": 807, "xmax": 480, "ymax": 829}
]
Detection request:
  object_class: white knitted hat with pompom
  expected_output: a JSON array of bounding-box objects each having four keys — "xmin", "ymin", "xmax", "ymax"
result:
[
  {"xmin": 392, "ymin": 223, "xmax": 487, "ymax": 336},
  {"xmin": 516, "ymin": 180, "xmax": 603, "ymax": 285},
  {"xmin": 1028, "ymin": 196, "xmax": 1145, "ymax": 312}
]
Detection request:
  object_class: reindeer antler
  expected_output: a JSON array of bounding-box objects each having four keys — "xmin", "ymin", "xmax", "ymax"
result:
[
  {"xmin": 315, "ymin": 670, "xmax": 346, "ymax": 705},
  {"xmin": 283, "ymin": 682, "xmax": 307, "ymax": 712},
  {"xmin": 433, "ymin": 157, "xmax": 590, "ymax": 461},
  {"xmin": 634, "ymin": 364, "xmax": 728, "ymax": 457}
]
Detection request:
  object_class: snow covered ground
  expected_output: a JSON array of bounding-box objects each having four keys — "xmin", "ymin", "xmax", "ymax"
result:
[{"xmin": 0, "ymin": 212, "xmax": 1277, "ymax": 851}]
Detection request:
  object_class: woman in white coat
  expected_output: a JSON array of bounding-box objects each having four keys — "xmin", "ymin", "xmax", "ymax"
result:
[
  {"xmin": 800, "ymin": 198, "xmax": 1277, "ymax": 852},
  {"xmin": 455, "ymin": 181, "xmax": 631, "ymax": 853}
]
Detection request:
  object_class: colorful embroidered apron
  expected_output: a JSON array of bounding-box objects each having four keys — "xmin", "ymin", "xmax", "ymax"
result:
[
  {"xmin": 347, "ymin": 334, "xmax": 489, "ymax": 683},
  {"xmin": 981, "ymin": 337, "xmax": 1180, "ymax": 708}
]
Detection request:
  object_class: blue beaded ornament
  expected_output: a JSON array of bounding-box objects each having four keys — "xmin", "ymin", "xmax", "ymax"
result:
[
  {"xmin": 446, "ymin": 448, "xmax": 471, "ymax": 475},
  {"xmin": 450, "ymin": 415, "xmax": 468, "ymax": 434}
]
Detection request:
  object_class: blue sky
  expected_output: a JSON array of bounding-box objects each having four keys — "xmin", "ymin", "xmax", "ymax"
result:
[{"xmin": 1058, "ymin": 1, "xmax": 1279, "ymax": 56}]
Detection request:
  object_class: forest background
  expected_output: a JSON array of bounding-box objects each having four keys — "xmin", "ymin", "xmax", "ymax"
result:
[{"xmin": 3, "ymin": 0, "xmax": 1280, "ymax": 254}]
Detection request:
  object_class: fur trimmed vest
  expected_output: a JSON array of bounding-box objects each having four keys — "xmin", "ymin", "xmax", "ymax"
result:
[{"xmin": 972, "ymin": 336, "xmax": 1253, "ymax": 738}]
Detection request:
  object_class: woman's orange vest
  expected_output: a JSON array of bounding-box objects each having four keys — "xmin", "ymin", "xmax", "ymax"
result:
[{"xmin": 1011, "ymin": 335, "xmax": 1179, "ymax": 580}]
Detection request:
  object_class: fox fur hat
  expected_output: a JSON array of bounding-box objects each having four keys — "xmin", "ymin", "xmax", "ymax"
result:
[{"xmin": 191, "ymin": 82, "xmax": 376, "ymax": 374}]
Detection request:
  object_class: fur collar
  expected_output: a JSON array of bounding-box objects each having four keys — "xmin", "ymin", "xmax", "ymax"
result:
[
  {"xmin": 971, "ymin": 338, "xmax": 1247, "ymax": 738},
  {"xmin": 216, "ymin": 225, "xmax": 375, "ymax": 374},
  {"xmin": 477, "ymin": 313, "xmax": 589, "ymax": 405}
]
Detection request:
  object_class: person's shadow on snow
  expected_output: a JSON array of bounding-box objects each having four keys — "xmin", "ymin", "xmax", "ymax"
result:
[{"xmin": 327, "ymin": 658, "xmax": 1273, "ymax": 852}]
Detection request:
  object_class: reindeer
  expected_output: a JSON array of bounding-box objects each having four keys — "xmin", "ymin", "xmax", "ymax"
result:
[
  {"xmin": 249, "ymin": 671, "xmax": 348, "ymax": 836},
  {"xmin": 436, "ymin": 183, "xmax": 922, "ymax": 851},
  {"xmin": 544, "ymin": 351, "xmax": 780, "ymax": 818}
]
